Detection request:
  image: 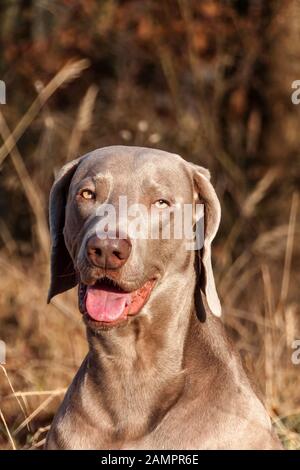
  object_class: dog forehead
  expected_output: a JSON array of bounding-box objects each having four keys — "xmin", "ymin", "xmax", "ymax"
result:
[{"xmin": 72, "ymin": 146, "xmax": 190, "ymax": 185}]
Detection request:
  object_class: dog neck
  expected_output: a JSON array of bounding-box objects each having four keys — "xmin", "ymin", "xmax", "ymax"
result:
[{"xmin": 85, "ymin": 271, "xmax": 195, "ymax": 440}]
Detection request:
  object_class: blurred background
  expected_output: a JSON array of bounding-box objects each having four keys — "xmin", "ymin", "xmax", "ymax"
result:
[{"xmin": 0, "ymin": 0, "xmax": 299, "ymax": 450}]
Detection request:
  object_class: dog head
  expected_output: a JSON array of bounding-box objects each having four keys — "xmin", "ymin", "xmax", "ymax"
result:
[{"xmin": 48, "ymin": 146, "xmax": 221, "ymax": 330}]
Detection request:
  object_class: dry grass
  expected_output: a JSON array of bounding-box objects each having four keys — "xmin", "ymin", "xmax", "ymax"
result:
[{"xmin": 0, "ymin": 1, "xmax": 300, "ymax": 450}]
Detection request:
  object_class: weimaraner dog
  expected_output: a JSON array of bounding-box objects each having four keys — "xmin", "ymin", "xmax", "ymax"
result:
[{"xmin": 45, "ymin": 146, "xmax": 281, "ymax": 449}]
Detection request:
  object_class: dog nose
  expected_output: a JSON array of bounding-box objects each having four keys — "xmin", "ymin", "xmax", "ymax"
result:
[{"xmin": 86, "ymin": 235, "xmax": 132, "ymax": 269}]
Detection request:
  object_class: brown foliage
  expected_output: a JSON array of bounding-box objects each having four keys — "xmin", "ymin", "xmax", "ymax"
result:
[{"xmin": 0, "ymin": 0, "xmax": 299, "ymax": 449}]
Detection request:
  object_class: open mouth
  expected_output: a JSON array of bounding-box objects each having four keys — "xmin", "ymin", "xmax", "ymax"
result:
[{"xmin": 79, "ymin": 277, "xmax": 155, "ymax": 326}]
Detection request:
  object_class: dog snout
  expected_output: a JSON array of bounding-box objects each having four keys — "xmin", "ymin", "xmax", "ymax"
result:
[{"xmin": 86, "ymin": 235, "xmax": 132, "ymax": 270}]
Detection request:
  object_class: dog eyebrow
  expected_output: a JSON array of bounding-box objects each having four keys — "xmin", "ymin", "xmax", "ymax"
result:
[
  {"xmin": 73, "ymin": 177, "xmax": 95, "ymax": 193},
  {"xmin": 142, "ymin": 178, "xmax": 174, "ymax": 193},
  {"xmin": 93, "ymin": 172, "xmax": 113, "ymax": 186}
]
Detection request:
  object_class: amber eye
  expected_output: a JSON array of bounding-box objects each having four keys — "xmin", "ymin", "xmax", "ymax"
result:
[
  {"xmin": 153, "ymin": 199, "xmax": 170, "ymax": 209},
  {"xmin": 80, "ymin": 189, "xmax": 95, "ymax": 200}
]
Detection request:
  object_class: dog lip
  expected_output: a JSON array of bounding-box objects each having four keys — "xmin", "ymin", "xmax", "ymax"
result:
[
  {"xmin": 94, "ymin": 277, "xmax": 135, "ymax": 293},
  {"xmin": 83, "ymin": 312, "xmax": 129, "ymax": 329},
  {"xmin": 80, "ymin": 275, "xmax": 157, "ymax": 293},
  {"xmin": 78, "ymin": 277, "xmax": 157, "ymax": 327}
]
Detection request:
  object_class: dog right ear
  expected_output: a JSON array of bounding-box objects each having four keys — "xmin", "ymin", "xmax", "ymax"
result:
[
  {"xmin": 190, "ymin": 163, "xmax": 222, "ymax": 317},
  {"xmin": 47, "ymin": 157, "xmax": 84, "ymax": 303}
]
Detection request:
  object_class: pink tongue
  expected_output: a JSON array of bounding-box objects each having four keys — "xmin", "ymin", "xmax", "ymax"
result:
[{"xmin": 85, "ymin": 286, "xmax": 131, "ymax": 322}]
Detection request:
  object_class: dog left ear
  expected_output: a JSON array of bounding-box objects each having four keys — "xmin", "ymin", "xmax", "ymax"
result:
[
  {"xmin": 47, "ymin": 157, "xmax": 84, "ymax": 303},
  {"xmin": 190, "ymin": 163, "xmax": 222, "ymax": 317}
]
